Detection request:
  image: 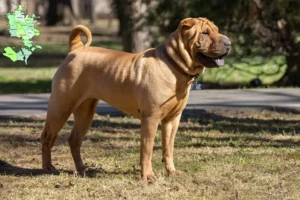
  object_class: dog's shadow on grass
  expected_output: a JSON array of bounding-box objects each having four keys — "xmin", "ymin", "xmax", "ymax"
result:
[
  {"xmin": 0, "ymin": 160, "xmax": 73, "ymax": 177},
  {"xmin": 0, "ymin": 160, "xmax": 138, "ymax": 178}
]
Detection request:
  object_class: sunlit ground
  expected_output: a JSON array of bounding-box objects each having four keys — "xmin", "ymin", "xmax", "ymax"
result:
[{"xmin": 1, "ymin": 109, "xmax": 300, "ymax": 199}]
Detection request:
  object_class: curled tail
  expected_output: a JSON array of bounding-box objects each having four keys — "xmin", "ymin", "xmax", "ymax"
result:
[{"xmin": 69, "ymin": 25, "xmax": 92, "ymax": 52}]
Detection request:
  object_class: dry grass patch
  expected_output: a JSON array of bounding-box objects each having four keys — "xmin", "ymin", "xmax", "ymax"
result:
[{"xmin": 0, "ymin": 109, "xmax": 300, "ymax": 199}]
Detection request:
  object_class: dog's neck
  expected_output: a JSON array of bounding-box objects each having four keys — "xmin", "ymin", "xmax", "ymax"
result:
[
  {"xmin": 164, "ymin": 30, "xmax": 203, "ymax": 76},
  {"xmin": 161, "ymin": 47, "xmax": 198, "ymax": 84}
]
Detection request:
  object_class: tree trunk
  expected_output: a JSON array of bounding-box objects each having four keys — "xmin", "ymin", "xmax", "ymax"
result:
[
  {"xmin": 46, "ymin": 0, "xmax": 75, "ymax": 26},
  {"xmin": 46, "ymin": 0, "xmax": 58, "ymax": 25},
  {"xmin": 275, "ymin": 21, "xmax": 300, "ymax": 86},
  {"xmin": 71, "ymin": 0, "xmax": 81, "ymax": 18},
  {"xmin": 113, "ymin": 0, "xmax": 152, "ymax": 53},
  {"xmin": 6, "ymin": 0, "xmax": 11, "ymax": 12},
  {"xmin": 276, "ymin": 54, "xmax": 300, "ymax": 86},
  {"xmin": 130, "ymin": 0, "xmax": 151, "ymax": 52},
  {"xmin": 26, "ymin": 0, "xmax": 36, "ymax": 15}
]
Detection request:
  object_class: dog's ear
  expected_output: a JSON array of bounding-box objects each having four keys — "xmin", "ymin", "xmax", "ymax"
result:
[
  {"xmin": 180, "ymin": 18, "xmax": 197, "ymax": 40},
  {"xmin": 180, "ymin": 18, "xmax": 196, "ymax": 30}
]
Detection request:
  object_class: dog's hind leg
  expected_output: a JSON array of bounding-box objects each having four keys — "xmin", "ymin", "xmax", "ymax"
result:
[
  {"xmin": 68, "ymin": 98, "xmax": 99, "ymax": 176},
  {"xmin": 41, "ymin": 94, "xmax": 73, "ymax": 174}
]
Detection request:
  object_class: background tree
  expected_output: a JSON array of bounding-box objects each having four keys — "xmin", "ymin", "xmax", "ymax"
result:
[
  {"xmin": 46, "ymin": 0, "xmax": 77, "ymax": 26},
  {"xmin": 112, "ymin": 0, "xmax": 152, "ymax": 52},
  {"xmin": 216, "ymin": 0, "xmax": 300, "ymax": 86},
  {"xmin": 147, "ymin": 0, "xmax": 300, "ymax": 86}
]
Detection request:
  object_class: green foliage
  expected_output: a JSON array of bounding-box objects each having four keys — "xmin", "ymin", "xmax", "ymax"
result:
[
  {"xmin": 200, "ymin": 56, "xmax": 286, "ymax": 84},
  {"xmin": 146, "ymin": 0, "xmax": 300, "ymax": 85}
]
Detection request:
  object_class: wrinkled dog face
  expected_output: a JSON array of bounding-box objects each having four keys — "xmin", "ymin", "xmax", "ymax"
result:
[{"xmin": 180, "ymin": 18, "xmax": 231, "ymax": 68}]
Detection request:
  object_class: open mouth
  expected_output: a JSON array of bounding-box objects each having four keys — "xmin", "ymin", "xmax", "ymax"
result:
[{"xmin": 196, "ymin": 52, "xmax": 225, "ymax": 68}]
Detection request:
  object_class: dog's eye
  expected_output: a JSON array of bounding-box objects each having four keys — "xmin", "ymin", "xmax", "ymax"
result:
[{"xmin": 202, "ymin": 31, "xmax": 209, "ymax": 35}]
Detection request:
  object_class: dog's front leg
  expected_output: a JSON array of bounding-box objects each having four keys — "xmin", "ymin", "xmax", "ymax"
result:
[
  {"xmin": 140, "ymin": 116, "xmax": 159, "ymax": 183},
  {"xmin": 161, "ymin": 114, "xmax": 182, "ymax": 175}
]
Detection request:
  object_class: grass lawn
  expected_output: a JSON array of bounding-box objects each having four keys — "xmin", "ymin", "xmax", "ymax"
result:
[
  {"xmin": 0, "ymin": 67, "xmax": 56, "ymax": 94},
  {"xmin": 0, "ymin": 109, "xmax": 300, "ymax": 199}
]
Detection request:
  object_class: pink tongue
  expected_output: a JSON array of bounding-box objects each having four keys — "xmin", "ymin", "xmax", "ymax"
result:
[{"xmin": 215, "ymin": 58, "xmax": 224, "ymax": 66}]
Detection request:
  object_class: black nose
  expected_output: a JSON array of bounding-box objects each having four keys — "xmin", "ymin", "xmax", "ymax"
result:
[{"xmin": 223, "ymin": 39, "xmax": 231, "ymax": 48}]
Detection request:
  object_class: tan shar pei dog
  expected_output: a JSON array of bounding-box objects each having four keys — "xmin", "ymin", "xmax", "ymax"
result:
[{"xmin": 41, "ymin": 17, "xmax": 231, "ymax": 182}]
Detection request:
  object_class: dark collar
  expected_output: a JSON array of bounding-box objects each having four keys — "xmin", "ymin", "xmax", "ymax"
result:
[{"xmin": 162, "ymin": 47, "xmax": 199, "ymax": 81}]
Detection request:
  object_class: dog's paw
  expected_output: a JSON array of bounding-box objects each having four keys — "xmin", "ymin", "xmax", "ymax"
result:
[
  {"xmin": 74, "ymin": 169, "xmax": 84, "ymax": 177},
  {"xmin": 141, "ymin": 173, "xmax": 157, "ymax": 184},
  {"xmin": 43, "ymin": 164, "xmax": 60, "ymax": 175},
  {"xmin": 168, "ymin": 169, "xmax": 182, "ymax": 175},
  {"xmin": 74, "ymin": 166, "xmax": 103, "ymax": 178}
]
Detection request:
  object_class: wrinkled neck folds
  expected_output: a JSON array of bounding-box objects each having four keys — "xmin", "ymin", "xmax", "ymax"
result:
[{"xmin": 164, "ymin": 30, "xmax": 202, "ymax": 76}]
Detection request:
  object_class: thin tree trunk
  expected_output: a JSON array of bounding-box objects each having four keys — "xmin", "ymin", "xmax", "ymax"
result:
[
  {"xmin": 46, "ymin": 0, "xmax": 59, "ymax": 25},
  {"xmin": 275, "ymin": 21, "xmax": 300, "ymax": 86},
  {"xmin": 113, "ymin": 0, "xmax": 132, "ymax": 51},
  {"xmin": 26, "ymin": 0, "xmax": 36, "ymax": 15},
  {"xmin": 46, "ymin": 0, "xmax": 76, "ymax": 26},
  {"xmin": 276, "ymin": 54, "xmax": 300, "ymax": 86},
  {"xmin": 6, "ymin": 0, "xmax": 11, "ymax": 12},
  {"xmin": 71, "ymin": 0, "xmax": 81, "ymax": 18}
]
